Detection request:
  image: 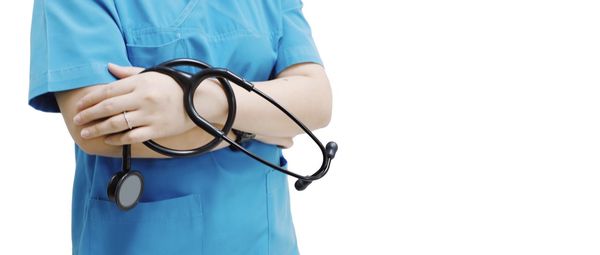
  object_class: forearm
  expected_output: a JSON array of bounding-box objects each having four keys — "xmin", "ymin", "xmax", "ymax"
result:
[
  {"xmin": 74, "ymin": 126, "xmax": 236, "ymax": 158},
  {"xmin": 70, "ymin": 121, "xmax": 238, "ymax": 158},
  {"xmin": 56, "ymin": 85, "xmax": 235, "ymax": 158},
  {"xmin": 204, "ymin": 63, "xmax": 333, "ymax": 138},
  {"xmin": 56, "ymin": 63, "xmax": 329, "ymax": 158}
]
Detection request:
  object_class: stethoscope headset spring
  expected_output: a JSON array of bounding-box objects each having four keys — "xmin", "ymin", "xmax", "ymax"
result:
[{"xmin": 108, "ymin": 59, "xmax": 337, "ymax": 211}]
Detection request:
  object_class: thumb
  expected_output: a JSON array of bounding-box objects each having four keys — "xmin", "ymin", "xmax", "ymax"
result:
[{"xmin": 108, "ymin": 63, "xmax": 145, "ymax": 79}]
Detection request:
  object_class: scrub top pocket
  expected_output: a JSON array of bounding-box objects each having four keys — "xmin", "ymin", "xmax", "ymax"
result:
[{"xmin": 82, "ymin": 194, "xmax": 204, "ymax": 255}]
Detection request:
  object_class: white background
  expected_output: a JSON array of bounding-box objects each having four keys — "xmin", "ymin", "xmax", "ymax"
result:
[{"xmin": 1, "ymin": 0, "xmax": 600, "ymax": 254}]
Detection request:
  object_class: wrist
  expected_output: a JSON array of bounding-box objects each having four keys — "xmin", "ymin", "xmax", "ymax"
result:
[{"xmin": 192, "ymin": 78, "xmax": 229, "ymax": 125}]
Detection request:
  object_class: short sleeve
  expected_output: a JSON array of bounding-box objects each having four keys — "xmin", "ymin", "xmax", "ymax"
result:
[
  {"xmin": 274, "ymin": 0, "xmax": 323, "ymax": 75},
  {"xmin": 29, "ymin": 0, "xmax": 131, "ymax": 112}
]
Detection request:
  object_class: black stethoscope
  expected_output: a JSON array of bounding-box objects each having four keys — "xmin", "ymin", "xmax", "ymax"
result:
[{"xmin": 108, "ymin": 59, "xmax": 338, "ymax": 210}]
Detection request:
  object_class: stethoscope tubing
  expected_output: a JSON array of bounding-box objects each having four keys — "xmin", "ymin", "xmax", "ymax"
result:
[{"xmin": 140, "ymin": 59, "xmax": 337, "ymax": 190}]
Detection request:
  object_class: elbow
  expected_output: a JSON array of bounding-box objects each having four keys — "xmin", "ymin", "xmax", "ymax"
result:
[
  {"xmin": 67, "ymin": 127, "xmax": 96, "ymax": 154},
  {"xmin": 73, "ymin": 135, "xmax": 118, "ymax": 157},
  {"xmin": 293, "ymin": 95, "xmax": 331, "ymax": 134},
  {"xmin": 318, "ymin": 78, "xmax": 333, "ymax": 129},
  {"xmin": 66, "ymin": 126, "xmax": 95, "ymax": 154},
  {"xmin": 73, "ymin": 137, "xmax": 100, "ymax": 155},
  {"xmin": 311, "ymin": 77, "xmax": 333, "ymax": 130},
  {"xmin": 310, "ymin": 88, "xmax": 333, "ymax": 130},
  {"xmin": 281, "ymin": 63, "xmax": 333, "ymax": 131},
  {"xmin": 77, "ymin": 140, "xmax": 100, "ymax": 155},
  {"xmin": 316, "ymin": 102, "xmax": 332, "ymax": 129}
]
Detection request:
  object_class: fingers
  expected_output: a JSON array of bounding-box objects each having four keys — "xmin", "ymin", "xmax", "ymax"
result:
[
  {"xmin": 104, "ymin": 126, "xmax": 157, "ymax": 145},
  {"xmin": 76, "ymin": 81, "xmax": 135, "ymax": 112},
  {"xmin": 74, "ymin": 93, "xmax": 138, "ymax": 126},
  {"xmin": 108, "ymin": 63, "xmax": 145, "ymax": 79},
  {"xmin": 80, "ymin": 110, "xmax": 146, "ymax": 140},
  {"xmin": 76, "ymin": 63, "xmax": 143, "ymax": 110}
]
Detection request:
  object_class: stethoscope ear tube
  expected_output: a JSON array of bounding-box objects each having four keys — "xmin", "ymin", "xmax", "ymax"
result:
[
  {"xmin": 162, "ymin": 58, "xmax": 338, "ymax": 189},
  {"xmin": 241, "ymin": 85, "xmax": 338, "ymax": 190},
  {"xmin": 294, "ymin": 141, "xmax": 338, "ymax": 190}
]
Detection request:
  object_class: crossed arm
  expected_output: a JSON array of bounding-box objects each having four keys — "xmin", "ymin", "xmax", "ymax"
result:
[{"xmin": 55, "ymin": 62, "xmax": 332, "ymax": 158}]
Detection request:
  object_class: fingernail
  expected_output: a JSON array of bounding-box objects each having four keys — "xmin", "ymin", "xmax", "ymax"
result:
[
  {"xmin": 108, "ymin": 62, "xmax": 120, "ymax": 68},
  {"xmin": 73, "ymin": 115, "xmax": 81, "ymax": 125},
  {"xmin": 81, "ymin": 129, "xmax": 90, "ymax": 138},
  {"xmin": 104, "ymin": 138, "xmax": 113, "ymax": 145}
]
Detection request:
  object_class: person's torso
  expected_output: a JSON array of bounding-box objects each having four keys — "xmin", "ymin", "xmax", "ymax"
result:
[{"xmin": 72, "ymin": 1, "xmax": 298, "ymax": 254}]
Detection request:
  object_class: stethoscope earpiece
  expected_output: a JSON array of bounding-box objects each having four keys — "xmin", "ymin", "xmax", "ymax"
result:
[
  {"xmin": 325, "ymin": 142, "xmax": 338, "ymax": 159},
  {"xmin": 107, "ymin": 145, "xmax": 144, "ymax": 211}
]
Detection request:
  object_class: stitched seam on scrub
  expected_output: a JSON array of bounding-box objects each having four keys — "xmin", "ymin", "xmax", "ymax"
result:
[
  {"xmin": 172, "ymin": 0, "xmax": 200, "ymax": 27},
  {"xmin": 30, "ymin": 63, "xmax": 110, "ymax": 82}
]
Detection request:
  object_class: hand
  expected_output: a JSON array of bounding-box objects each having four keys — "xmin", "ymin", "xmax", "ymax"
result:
[{"xmin": 73, "ymin": 63, "xmax": 225, "ymax": 145}]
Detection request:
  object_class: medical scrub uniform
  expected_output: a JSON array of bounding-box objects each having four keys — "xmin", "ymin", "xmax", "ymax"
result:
[{"xmin": 28, "ymin": 1, "xmax": 322, "ymax": 254}]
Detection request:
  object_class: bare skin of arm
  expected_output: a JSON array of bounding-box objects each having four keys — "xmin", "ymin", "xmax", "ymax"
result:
[
  {"xmin": 56, "ymin": 85, "xmax": 236, "ymax": 158},
  {"xmin": 56, "ymin": 63, "xmax": 332, "ymax": 158}
]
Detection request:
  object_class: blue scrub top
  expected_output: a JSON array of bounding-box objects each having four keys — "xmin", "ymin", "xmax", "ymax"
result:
[{"xmin": 29, "ymin": 1, "xmax": 322, "ymax": 254}]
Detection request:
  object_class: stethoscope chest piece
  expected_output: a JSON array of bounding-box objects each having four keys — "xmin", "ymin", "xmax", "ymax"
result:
[{"xmin": 107, "ymin": 145, "xmax": 144, "ymax": 211}]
